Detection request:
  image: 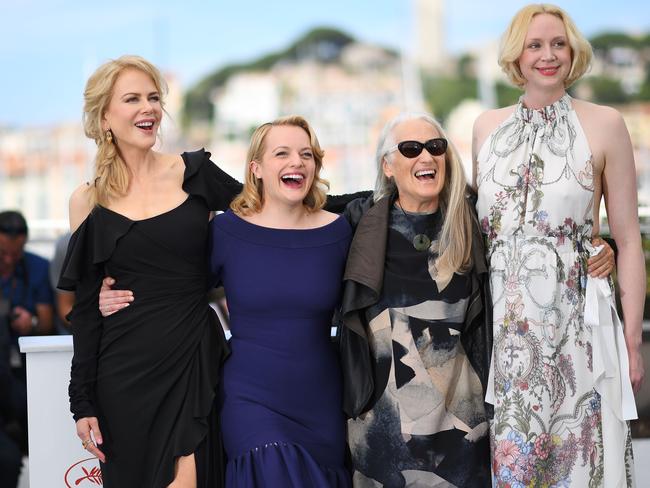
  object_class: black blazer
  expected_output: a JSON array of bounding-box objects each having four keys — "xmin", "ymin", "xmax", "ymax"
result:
[{"xmin": 337, "ymin": 189, "xmax": 494, "ymax": 419}]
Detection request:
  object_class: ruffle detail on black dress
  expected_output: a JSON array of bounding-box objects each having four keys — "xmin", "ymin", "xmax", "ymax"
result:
[
  {"xmin": 158, "ymin": 307, "xmax": 228, "ymax": 488},
  {"xmin": 181, "ymin": 148, "xmax": 243, "ymax": 212},
  {"xmin": 57, "ymin": 208, "xmax": 133, "ymax": 291}
]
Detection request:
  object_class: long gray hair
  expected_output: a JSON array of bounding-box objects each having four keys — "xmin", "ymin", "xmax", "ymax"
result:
[{"xmin": 374, "ymin": 112, "xmax": 475, "ymax": 279}]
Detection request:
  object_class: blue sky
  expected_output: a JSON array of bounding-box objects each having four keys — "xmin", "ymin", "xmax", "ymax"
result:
[{"xmin": 2, "ymin": 0, "xmax": 649, "ymax": 127}]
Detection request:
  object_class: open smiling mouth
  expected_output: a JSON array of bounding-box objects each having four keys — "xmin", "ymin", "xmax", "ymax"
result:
[
  {"xmin": 135, "ymin": 121, "xmax": 155, "ymax": 132},
  {"xmin": 280, "ymin": 173, "xmax": 305, "ymax": 188},
  {"xmin": 415, "ymin": 169, "xmax": 437, "ymax": 181},
  {"xmin": 537, "ymin": 67, "xmax": 559, "ymax": 76}
]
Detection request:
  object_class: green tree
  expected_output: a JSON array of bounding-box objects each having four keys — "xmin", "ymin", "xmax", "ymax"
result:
[
  {"xmin": 422, "ymin": 76, "xmax": 478, "ymax": 121},
  {"xmin": 495, "ymin": 82, "xmax": 521, "ymax": 107},
  {"xmin": 590, "ymin": 32, "xmax": 639, "ymax": 50},
  {"xmin": 641, "ymin": 33, "xmax": 650, "ymax": 47},
  {"xmin": 457, "ymin": 54, "xmax": 475, "ymax": 80},
  {"xmin": 585, "ymin": 76, "xmax": 629, "ymax": 104},
  {"xmin": 635, "ymin": 63, "xmax": 650, "ymax": 101},
  {"xmin": 637, "ymin": 81, "xmax": 650, "ymax": 101}
]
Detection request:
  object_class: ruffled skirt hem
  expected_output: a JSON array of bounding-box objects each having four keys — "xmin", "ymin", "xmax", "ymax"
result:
[{"xmin": 226, "ymin": 441, "xmax": 350, "ymax": 488}]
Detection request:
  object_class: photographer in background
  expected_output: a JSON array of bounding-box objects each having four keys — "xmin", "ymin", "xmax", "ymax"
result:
[
  {"xmin": 0, "ymin": 210, "xmax": 54, "ymax": 471},
  {"xmin": 0, "ymin": 211, "xmax": 54, "ymax": 342}
]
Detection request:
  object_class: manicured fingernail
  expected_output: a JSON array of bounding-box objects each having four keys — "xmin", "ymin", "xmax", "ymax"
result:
[{"xmin": 122, "ymin": 303, "xmax": 130, "ymax": 309}]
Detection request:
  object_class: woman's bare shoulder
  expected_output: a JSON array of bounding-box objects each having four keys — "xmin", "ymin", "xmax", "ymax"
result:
[
  {"xmin": 572, "ymin": 98, "xmax": 621, "ymax": 124},
  {"xmin": 69, "ymin": 182, "xmax": 94, "ymax": 232},
  {"xmin": 474, "ymin": 106, "xmax": 516, "ymax": 135},
  {"xmin": 311, "ymin": 209, "xmax": 340, "ymax": 227},
  {"xmin": 157, "ymin": 152, "xmax": 185, "ymax": 174},
  {"xmin": 473, "ymin": 105, "xmax": 517, "ymax": 156},
  {"xmin": 572, "ymin": 98, "xmax": 628, "ymax": 157}
]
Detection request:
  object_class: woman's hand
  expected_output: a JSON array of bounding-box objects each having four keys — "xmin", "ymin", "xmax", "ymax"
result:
[
  {"xmin": 76, "ymin": 417, "xmax": 106, "ymax": 462},
  {"xmin": 627, "ymin": 342, "xmax": 646, "ymax": 395},
  {"xmin": 99, "ymin": 277, "xmax": 134, "ymax": 317},
  {"xmin": 588, "ymin": 236, "xmax": 615, "ymax": 278}
]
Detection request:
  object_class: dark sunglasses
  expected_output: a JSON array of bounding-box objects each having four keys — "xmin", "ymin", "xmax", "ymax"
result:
[{"xmin": 387, "ymin": 138, "xmax": 448, "ymax": 158}]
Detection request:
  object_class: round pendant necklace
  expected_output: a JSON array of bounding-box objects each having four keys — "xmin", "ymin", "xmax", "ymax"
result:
[
  {"xmin": 412, "ymin": 233, "xmax": 431, "ymax": 251},
  {"xmin": 396, "ymin": 201, "xmax": 432, "ymax": 251}
]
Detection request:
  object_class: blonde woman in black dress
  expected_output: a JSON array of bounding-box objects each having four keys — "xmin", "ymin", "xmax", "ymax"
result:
[{"xmin": 60, "ymin": 55, "xmax": 240, "ymax": 487}]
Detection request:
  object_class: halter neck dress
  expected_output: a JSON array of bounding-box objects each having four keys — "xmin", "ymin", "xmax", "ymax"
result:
[{"xmin": 476, "ymin": 95, "xmax": 636, "ymax": 487}]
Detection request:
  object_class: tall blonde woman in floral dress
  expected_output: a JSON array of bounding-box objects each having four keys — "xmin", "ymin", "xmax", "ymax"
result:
[{"xmin": 472, "ymin": 4, "xmax": 645, "ymax": 487}]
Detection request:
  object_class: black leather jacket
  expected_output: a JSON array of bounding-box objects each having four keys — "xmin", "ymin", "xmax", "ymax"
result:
[{"xmin": 337, "ymin": 189, "xmax": 494, "ymax": 419}]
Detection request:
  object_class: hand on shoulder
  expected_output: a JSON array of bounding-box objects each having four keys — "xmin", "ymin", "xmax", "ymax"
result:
[{"xmin": 69, "ymin": 183, "xmax": 93, "ymax": 232}]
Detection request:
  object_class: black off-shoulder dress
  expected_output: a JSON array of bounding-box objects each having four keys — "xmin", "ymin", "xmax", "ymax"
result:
[{"xmin": 58, "ymin": 150, "xmax": 239, "ymax": 488}]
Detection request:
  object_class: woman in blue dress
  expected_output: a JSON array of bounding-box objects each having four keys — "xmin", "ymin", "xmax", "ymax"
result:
[{"xmin": 209, "ymin": 115, "xmax": 351, "ymax": 486}]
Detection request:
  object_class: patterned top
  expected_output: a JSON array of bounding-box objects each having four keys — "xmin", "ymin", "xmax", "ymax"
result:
[
  {"xmin": 477, "ymin": 94, "xmax": 595, "ymax": 248},
  {"xmin": 347, "ymin": 206, "xmax": 491, "ymax": 488}
]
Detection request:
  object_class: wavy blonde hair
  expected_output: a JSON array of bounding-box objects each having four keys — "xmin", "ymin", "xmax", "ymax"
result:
[
  {"xmin": 499, "ymin": 4, "xmax": 592, "ymax": 89},
  {"xmin": 375, "ymin": 112, "xmax": 475, "ymax": 280},
  {"xmin": 230, "ymin": 115, "xmax": 329, "ymax": 216},
  {"xmin": 83, "ymin": 55, "xmax": 168, "ymax": 206}
]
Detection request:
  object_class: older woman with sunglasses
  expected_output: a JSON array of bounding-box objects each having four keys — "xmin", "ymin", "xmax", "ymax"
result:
[{"xmin": 339, "ymin": 112, "xmax": 492, "ymax": 487}]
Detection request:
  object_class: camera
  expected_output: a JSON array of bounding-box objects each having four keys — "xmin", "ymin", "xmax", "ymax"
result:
[
  {"xmin": 0, "ymin": 296, "xmax": 22, "ymax": 370},
  {"xmin": 0, "ymin": 297, "xmax": 12, "ymax": 363},
  {"xmin": 0, "ymin": 297, "xmax": 19, "ymax": 324},
  {"xmin": 0, "ymin": 296, "xmax": 12, "ymax": 326}
]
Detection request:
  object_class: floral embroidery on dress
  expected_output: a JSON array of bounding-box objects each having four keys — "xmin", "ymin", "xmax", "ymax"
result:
[{"xmin": 477, "ymin": 94, "xmax": 635, "ymax": 487}]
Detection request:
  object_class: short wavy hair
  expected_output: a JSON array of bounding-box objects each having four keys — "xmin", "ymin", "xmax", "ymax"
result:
[
  {"xmin": 230, "ymin": 115, "xmax": 329, "ymax": 216},
  {"xmin": 499, "ymin": 3, "xmax": 592, "ymax": 89}
]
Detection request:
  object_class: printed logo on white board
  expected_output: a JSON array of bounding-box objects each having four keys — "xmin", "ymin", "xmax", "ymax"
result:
[{"xmin": 64, "ymin": 457, "xmax": 102, "ymax": 487}]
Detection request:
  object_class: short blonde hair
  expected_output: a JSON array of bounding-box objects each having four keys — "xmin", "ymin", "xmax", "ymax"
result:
[
  {"xmin": 83, "ymin": 55, "xmax": 168, "ymax": 206},
  {"xmin": 230, "ymin": 115, "xmax": 329, "ymax": 216},
  {"xmin": 499, "ymin": 4, "xmax": 592, "ymax": 88}
]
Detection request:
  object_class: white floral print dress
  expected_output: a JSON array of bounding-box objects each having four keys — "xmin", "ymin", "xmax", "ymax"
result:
[{"xmin": 476, "ymin": 94, "xmax": 636, "ymax": 488}]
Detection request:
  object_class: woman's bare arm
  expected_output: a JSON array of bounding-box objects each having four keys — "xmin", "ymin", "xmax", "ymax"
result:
[{"xmin": 600, "ymin": 107, "xmax": 646, "ymax": 393}]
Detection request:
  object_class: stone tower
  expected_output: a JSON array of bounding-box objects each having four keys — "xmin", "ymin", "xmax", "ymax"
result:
[{"xmin": 414, "ymin": 0, "xmax": 447, "ymax": 74}]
